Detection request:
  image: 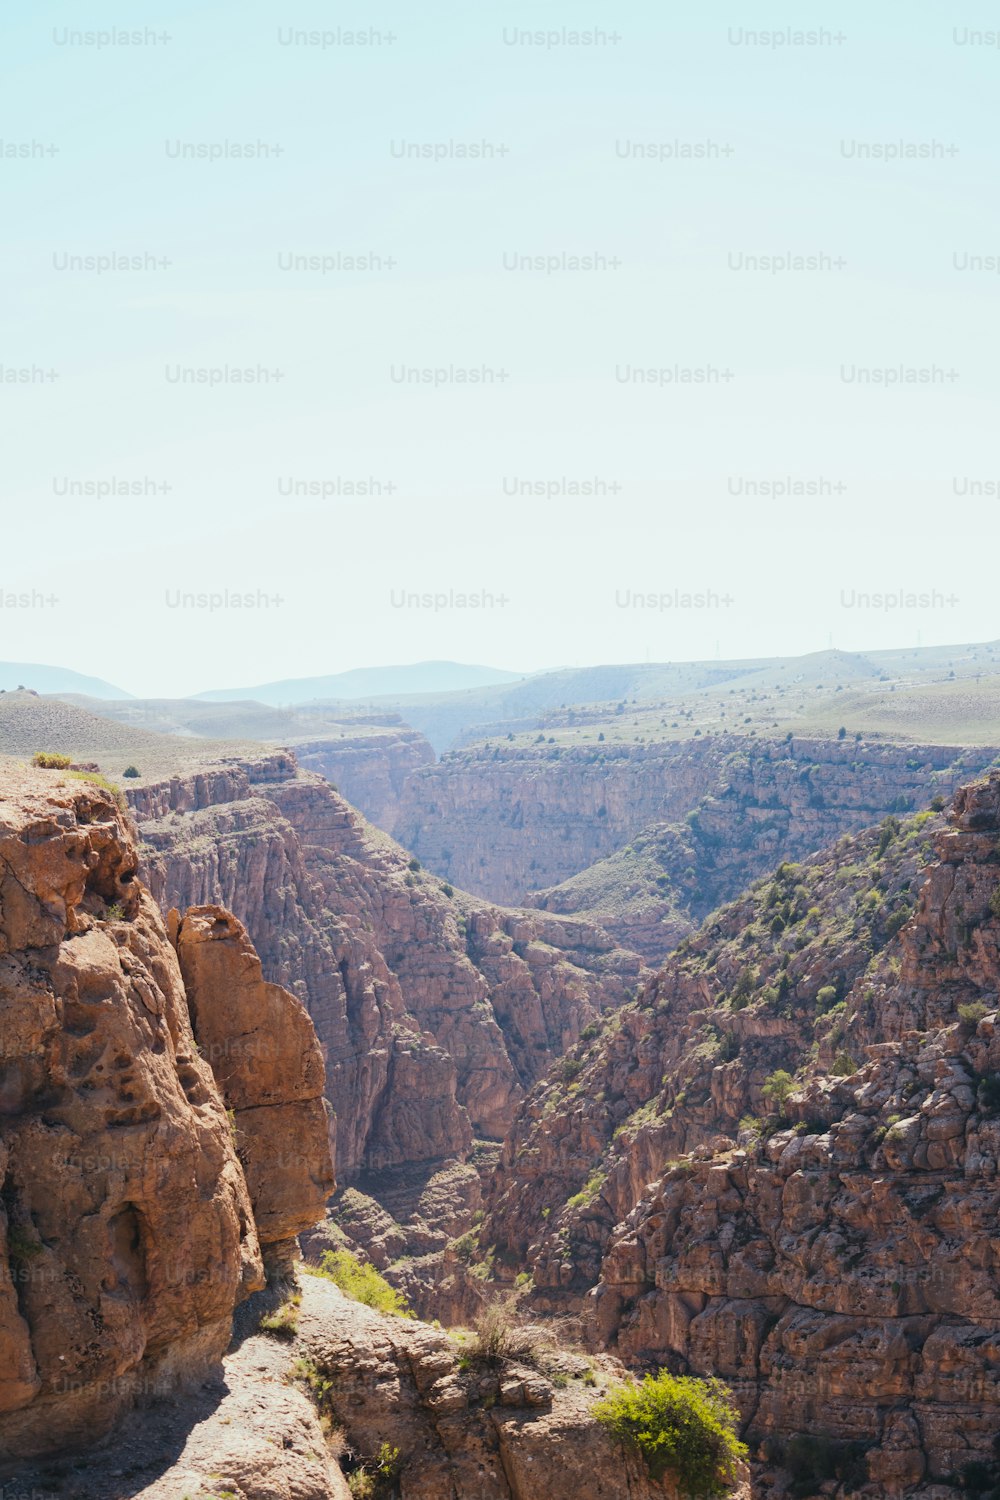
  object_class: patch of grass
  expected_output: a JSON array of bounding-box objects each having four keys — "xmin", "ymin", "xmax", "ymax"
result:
[
  {"xmin": 306, "ymin": 1250, "xmax": 414, "ymax": 1318},
  {"xmin": 32, "ymin": 751, "xmax": 73, "ymax": 768},
  {"xmin": 471, "ymin": 1302, "xmax": 542, "ymax": 1369},
  {"xmin": 260, "ymin": 1289, "xmax": 301, "ymax": 1340},
  {"xmin": 594, "ymin": 1372, "xmax": 746, "ymax": 1496},
  {"xmin": 566, "ymin": 1168, "xmax": 607, "ymax": 1212},
  {"xmin": 62, "ymin": 769, "xmax": 127, "ymax": 810},
  {"xmin": 346, "ymin": 1442, "xmax": 402, "ymax": 1500}
]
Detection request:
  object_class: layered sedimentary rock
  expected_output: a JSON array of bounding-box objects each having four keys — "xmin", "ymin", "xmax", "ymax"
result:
[
  {"xmin": 0, "ymin": 771, "xmax": 264, "ymax": 1464},
  {"xmin": 296, "ymin": 1274, "xmax": 690, "ymax": 1500},
  {"xmin": 483, "ymin": 777, "xmax": 1000, "ymax": 1490},
  {"xmin": 128, "ymin": 756, "xmax": 645, "ymax": 1180},
  {"xmin": 174, "ymin": 905, "xmax": 336, "ymax": 1272},
  {"xmin": 291, "ymin": 724, "xmax": 434, "ymax": 831},
  {"xmin": 394, "ymin": 734, "xmax": 995, "ymax": 921}
]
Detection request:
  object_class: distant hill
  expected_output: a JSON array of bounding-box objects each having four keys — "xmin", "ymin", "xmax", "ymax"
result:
[
  {"xmin": 194, "ymin": 661, "xmax": 526, "ymax": 705},
  {"xmin": 0, "ymin": 692, "xmax": 265, "ymax": 782},
  {"xmin": 0, "ymin": 662, "xmax": 130, "ymax": 699}
]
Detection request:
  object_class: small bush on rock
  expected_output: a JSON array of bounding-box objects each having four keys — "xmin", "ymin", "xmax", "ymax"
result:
[
  {"xmin": 31, "ymin": 751, "xmax": 72, "ymax": 769},
  {"xmin": 593, "ymin": 1371, "xmax": 746, "ymax": 1496},
  {"xmin": 472, "ymin": 1302, "xmax": 541, "ymax": 1368},
  {"xmin": 309, "ymin": 1250, "xmax": 414, "ymax": 1318}
]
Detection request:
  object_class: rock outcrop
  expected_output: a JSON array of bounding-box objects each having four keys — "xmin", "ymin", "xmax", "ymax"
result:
[
  {"xmin": 0, "ymin": 770, "xmax": 262, "ymax": 1465},
  {"xmin": 14, "ymin": 1273, "xmax": 712, "ymax": 1500},
  {"xmin": 295, "ymin": 1274, "xmax": 689, "ymax": 1500},
  {"xmin": 482, "ymin": 776, "xmax": 1000, "ymax": 1491},
  {"xmin": 0, "ymin": 768, "xmax": 333, "ymax": 1468},
  {"xmin": 128, "ymin": 755, "xmax": 645, "ymax": 1181},
  {"xmin": 174, "ymin": 905, "xmax": 336, "ymax": 1273}
]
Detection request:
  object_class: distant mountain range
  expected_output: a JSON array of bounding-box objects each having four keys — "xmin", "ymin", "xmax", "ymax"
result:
[
  {"xmin": 0, "ymin": 661, "xmax": 131, "ymax": 699},
  {"xmin": 194, "ymin": 661, "xmax": 527, "ymax": 704}
]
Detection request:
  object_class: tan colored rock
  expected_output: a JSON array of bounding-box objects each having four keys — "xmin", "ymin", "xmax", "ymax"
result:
[
  {"xmin": 130, "ymin": 758, "xmax": 645, "ymax": 1184},
  {"xmin": 488, "ymin": 772, "xmax": 1000, "ymax": 1490},
  {"xmin": 0, "ymin": 769, "xmax": 264, "ymax": 1465},
  {"xmin": 174, "ymin": 904, "xmax": 335, "ymax": 1269},
  {"xmin": 295, "ymin": 1275, "xmax": 689, "ymax": 1500}
]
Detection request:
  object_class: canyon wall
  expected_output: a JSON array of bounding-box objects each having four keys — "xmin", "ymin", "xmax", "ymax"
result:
[
  {"xmin": 481, "ymin": 778, "xmax": 1000, "ymax": 1490},
  {"xmin": 127, "ymin": 754, "xmax": 645, "ymax": 1182},
  {"xmin": 291, "ymin": 724, "xmax": 434, "ymax": 830},
  {"xmin": 394, "ymin": 734, "xmax": 997, "ymax": 914},
  {"xmin": 0, "ymin": 769, "xmax": 332, "ymax": 1467}
]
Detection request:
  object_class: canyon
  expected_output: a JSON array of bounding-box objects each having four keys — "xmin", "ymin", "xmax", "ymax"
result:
[
  {"xmin": 5, "ymin": 665, "xmax": 1000, "ymax": 1496},
  {"xmin": 126, "ymin": 751, "xmax": 646, "ymax": 1184},
  {"xmin": 479, "ymin": 776, "xmax": 1000, "ymax": 1490},
  {"xmin": 392, "ymin": 735, "xmax": 997, "ymax": 959},
  {"xmin": 0, "ymin": 766, "xmax": 679, "ymax": 1500}
]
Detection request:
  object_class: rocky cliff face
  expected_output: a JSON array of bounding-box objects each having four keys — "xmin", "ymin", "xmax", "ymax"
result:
[
  {"xmin": 128, "ymin": 755, "xmax": 646, "ymax": 1183},
  {"xmin": 174, "ymin": 905, "xmax": 336, "ymax": 1274},
  {"xmin": 481, "ymin": 777, "xmax": 1000, "ymax": 1491},
  {"xmin": 394, "ymin": 735, "xmax": 996, "ymax": 941},
  {"xmin": 0, "ymin": 770, "xmax": 327, "ymax": 1467},
  {"xmin": 291, "ymin": 724, "xmax": 434, "ymax": 831}
]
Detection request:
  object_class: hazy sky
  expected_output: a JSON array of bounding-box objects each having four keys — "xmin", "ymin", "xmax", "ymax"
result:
[{"xmin": 3, "ymin": 1, "xmax": 998, "ymax": 696}]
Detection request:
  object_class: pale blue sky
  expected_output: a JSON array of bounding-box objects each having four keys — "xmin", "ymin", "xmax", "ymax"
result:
[{"xmin": 2, "ymin": 1, "xmax": 998, "ymax": 695}]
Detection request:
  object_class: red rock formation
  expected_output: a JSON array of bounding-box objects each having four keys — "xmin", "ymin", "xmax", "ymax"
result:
[
  {"xmin": 0, "ymin": 770, "xmax": 263, "ymax": 1464},
  {"xmin": 128, "ymin": 757, "xmax": 645, "ymax": 1180},
  {"xmin": 174, "ymin": 905, "xmax": 335, "ymax": 1273},
  {"xmin": 291, "ymin": 725, "xmax": 434, "ymax": 831},
  {"xmin": 483, "ymin": 776, "xmax": 1000, "ymax": 1490},
  {"xmin": 394, "ymin": 734, "xmax": 995, "ymax": 919}
]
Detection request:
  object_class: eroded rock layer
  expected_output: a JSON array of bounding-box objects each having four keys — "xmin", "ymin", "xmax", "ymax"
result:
[
  {"xmin": 128, "ymin": 756, "xmax": 645, "ymax": 1179},
  {"xmin": 0, "ymin": 771, "xmax": 263, "ymax": 1464},
  {"xmin": 174, "ymin": 904, "xmax": 336, "ymax": 1272},
  {"xmin": 482, "ymin": 776, "xmax": 1000, "ymax": 1490},
  {"xmin": 395, "ymin": 734, "xmax": 995, "ymax": 934}
]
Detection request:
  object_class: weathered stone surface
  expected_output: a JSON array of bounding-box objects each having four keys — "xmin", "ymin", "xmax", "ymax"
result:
[
  {"xmin": 130, "ymin": 757, "xmax": 645, "ymax": 1180},
  {"xmin": 174, "ymin": 905, "xmax": 335, "ymax": 1269},
  {"xmin": 292, "ymin": 724, "xmax": 434, "ymax": 831},
  {"xmin": 0, "ymin": 769, "xmax": 264, "ymax": 1465},
  {"xmin": 484, "ymin": 774, "xmax": 1000, "ymax": 1491},
  {"xmin": 395, "ymin": 735, "xmax": 995, "ymax": 957},
  {"xmin": 295, "ymin": 1275, "xmax": 701, "ymax": 1500}
]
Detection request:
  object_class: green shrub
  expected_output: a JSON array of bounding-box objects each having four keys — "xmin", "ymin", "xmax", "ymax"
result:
[
  {"xmin": 958, "ymin": 1000, "xmax": 989, "ymax": 1027},
  {"xmin": 31, "ymin": 751, "xmax": 72, "ymax": 769},
  {"xmin": 593, "ymin": 1372, "xmax": 746, "ymax": 1496},
  {"xmin": 309, "ymin": 1250, "xmax": 413, "ymax": 1318},
  {"xmin": 831, "ymin": 1051, "xmax": 856, "ymax": 1077},
  {"xmin": 762, "ymin": 1069, "xmax": 795, "ymax": 1113},
  {"xmin": 122, "ymin": 765, "xmax": 141, "ymax": 778},
  {"xmin": 815, "ymin": 985, "xmax": 838, "ymax": 1012},
  {"xmin": 346, "ymin": 1441, "xmax": 401, "ymax": 1499},
  {"xmin": 559, "ymin": 1055, "xmax": 583, "ymax": 1084}
]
